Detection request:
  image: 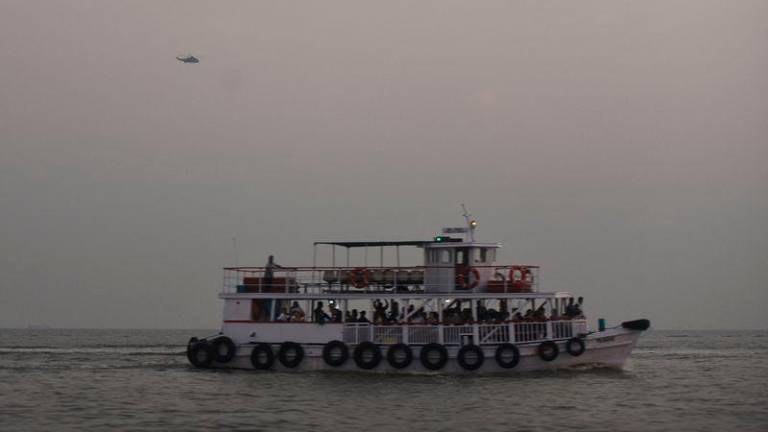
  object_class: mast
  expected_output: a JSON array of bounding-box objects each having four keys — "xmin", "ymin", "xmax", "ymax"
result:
[{"xmin": 461, "ymin": 203, "xmax": 477, "ymax": 242}]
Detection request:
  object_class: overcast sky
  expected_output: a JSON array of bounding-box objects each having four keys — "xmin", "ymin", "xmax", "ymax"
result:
[{"xmin": 1, "ymin": 1, "xmax": 766, "ymax": 329}]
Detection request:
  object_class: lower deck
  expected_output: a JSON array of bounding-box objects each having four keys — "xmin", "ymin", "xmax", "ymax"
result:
[{"xmin": 222, "ymin": 319, "xmax": 589, "ymax": 346}]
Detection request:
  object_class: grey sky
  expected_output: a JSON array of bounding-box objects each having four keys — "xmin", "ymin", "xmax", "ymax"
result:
[{"xmin": 1, "ymin": 1, "xmax": 766, "ymax": 329}]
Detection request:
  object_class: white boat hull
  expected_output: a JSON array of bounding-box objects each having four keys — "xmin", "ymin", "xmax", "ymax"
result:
[{"xmin": 197, "ymin": 326, "xmax": 642, "ymax": 374}]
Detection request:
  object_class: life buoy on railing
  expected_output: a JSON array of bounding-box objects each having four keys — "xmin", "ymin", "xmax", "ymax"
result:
[
  {"xmin": 509, "ymin": 266, "xmax": 534, "ymax": 292},
  {"xmin": 456, "ymin": 267, "xmax": 481, "ymax": 290},
  {"xmin": 349, "ymin": 267, "xmax": 371, "ymax": 289}
]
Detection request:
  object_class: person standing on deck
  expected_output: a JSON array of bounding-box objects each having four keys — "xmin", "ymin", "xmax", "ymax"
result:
[{"xmin": 263, "ymin": 255, "xmax": 282, "ymax": 290}]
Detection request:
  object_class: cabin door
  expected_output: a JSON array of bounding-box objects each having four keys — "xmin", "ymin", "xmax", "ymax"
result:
[{"xmin": 454, "ymin": 247, "xmax": 470, "ymax": 290}]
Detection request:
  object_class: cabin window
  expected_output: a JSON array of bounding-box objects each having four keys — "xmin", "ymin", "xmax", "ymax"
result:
[
  {"xmin": 439, "ymin": 249, "xmax": 452, "ymax": 264},
  {"xmin": 456, "ymin": 249, "xmax": 465, "ymax": 265},
  {"xmin": 428, "ymin": 249, "xmax": 440, "ymax": 264},
  {"xmin": 480, "ymin": 248, "xmax": 488, "ymax": 263}
]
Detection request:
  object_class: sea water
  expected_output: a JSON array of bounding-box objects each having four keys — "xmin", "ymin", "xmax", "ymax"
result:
[{"xmin": 1, "ymin": 329, "xmax": 766, "ymax": 431}]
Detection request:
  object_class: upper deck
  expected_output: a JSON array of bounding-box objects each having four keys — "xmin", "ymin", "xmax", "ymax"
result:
[
  {"xmin": 221, "ymin": 264, "xmax": 545, "ymax": 298},
  {"xmin": 221, "ymin": 219, "xmax": 565, "ymax": 299}
]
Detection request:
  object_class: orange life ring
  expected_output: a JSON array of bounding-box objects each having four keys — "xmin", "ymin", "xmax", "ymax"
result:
[
  {"xmin": 349, "ymin": 267, "xmax": 371, "ymax": 289},
  {"xmin": 509, "ymin": 266, "xmax": 534, "ymax": 292},
  {"xmin": 457, "ymin": 267, "xmax": 480, "ymax": 289}
]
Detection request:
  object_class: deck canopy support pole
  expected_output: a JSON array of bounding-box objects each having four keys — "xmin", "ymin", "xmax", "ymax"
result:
[
  {"xmin": 380, "ymin": 246, "xmax": 384, "ymax": 268},
  {"xmin": 546, "ymin": 319, "xmax": 553, "ymax": 339},
  {"xmin": 312, "ymin": 244, "xmax": 317, "ymax": 284},
  {"xmin": 437, "ymin": 297, "xmax": 444, "ymax": 344},
  {"xmin": 310, "ymin": 300, "xmax": 315, "ymax": 323},
  {"xmin": 472, "ymin": 299, "xmax": 479, "ymax": 344}
]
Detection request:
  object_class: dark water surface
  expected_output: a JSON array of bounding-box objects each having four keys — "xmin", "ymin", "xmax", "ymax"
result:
[{"xmin": 1, "ymin": 329, "xmax": 766, "ymax": 431}]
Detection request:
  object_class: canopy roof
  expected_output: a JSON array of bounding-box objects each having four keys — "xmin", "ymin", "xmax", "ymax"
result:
[{"xmin": 313, "ymin": 240, "xmax": 439, "ymax": 248}]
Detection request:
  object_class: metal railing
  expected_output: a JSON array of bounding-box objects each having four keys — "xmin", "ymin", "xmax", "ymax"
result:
[
  {"xmin": 373, "ymin": 326, "xmax": 403, "ymax": 344},
  {"xmin": 478, "ymin": 324, "xmax": 510, "ymax": 344},
  {"xmin": 342, "ymin": 320, "xmax": 587, "ymax": 345},
  {"xmin": 551, "ymin": 320, "xmax": 574, "ymax": 339},
  {"xmin": 513, "ymin": 322, "xmax": 548, "ymax": 342},
  {"xmin": 222, "ymin": 265, "xmax": 541, "ymax": 294},
  {"xmin": 343, "ymin": 323, "xmax": 372, "ymax": 344},
  {"xmin": 408, "ymin": 326, "xmax": 440, "ymax": 344},
  {"xmin": 443, "ymin": 326, "xmax": 474, "ymax": 344}
]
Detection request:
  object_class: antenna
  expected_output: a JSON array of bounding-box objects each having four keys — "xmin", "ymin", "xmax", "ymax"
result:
[
  {"xmin": 461, "ymin": 203, "xmax": 477, "ymax": 242},
  {"xmin": 232, "ymin": 237, "xmax": 239, "ymax": 267}
]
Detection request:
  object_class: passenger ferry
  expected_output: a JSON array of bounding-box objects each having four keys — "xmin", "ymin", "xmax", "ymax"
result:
[{"xmin": 187, "ymin": 214, "xmax": 650, "ymax": 374}]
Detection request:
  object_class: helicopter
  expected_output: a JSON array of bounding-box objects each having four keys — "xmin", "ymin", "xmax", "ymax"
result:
[{"xmin": 176, "ymin": 55, "xmax": 199, "ymax": 64}]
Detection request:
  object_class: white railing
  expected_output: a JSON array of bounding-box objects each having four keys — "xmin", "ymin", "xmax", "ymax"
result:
[
  {"xmin": 551, "ymin": 320, "xmax": 573, "ymax": 339},
  {"xmin": 343, "ymin": 323, "xmax": 372, "ymax": 344},
  {"xmin": 479, "ymin": 325, "xmax": 510, "ymax": 344},
  {"xmin": 513, "ymin": 322, "xmax": 548, "ymax": 342},
  {"xmin": 572, "ymin": 319, "xmax": 588, "ymax": 336},
  {"xmin": 373, "ymin": 326, "xmax": 403, "ymax": 344},
  {"xmin": 344, "ymin": 320, "xmax": 583, "ymax": 345},
  {"xmin": 407, "ymin": 326, "xmax": 440, "ymax": 344},
  {"xmin": 444, "ymin": 326, "xmax": 474, "ymax": 344}
]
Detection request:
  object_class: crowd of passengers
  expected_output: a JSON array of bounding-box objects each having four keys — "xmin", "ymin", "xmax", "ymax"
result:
[{"xmin": 275, "ymin": 297, "xmax": 585, "ymax": 324}]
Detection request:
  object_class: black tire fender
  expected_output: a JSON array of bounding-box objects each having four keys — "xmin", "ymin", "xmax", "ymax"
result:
[
  {"xmin": 565, "ymin": 337, "xmax": 586, "ymax": 357},
  {"xmin": 187, "ymin": 341, "xmax": 215, "ymax": 368},
  {"xmin": 250, "ymin": 343, "xmax": 275, "ymax": 370},
  {"xmin": 457, "ymin": 344, "xmax": 485, "ymax": 371},
  {"xmin": 322, "ymin": 340, "xmax": 349, "ymax": 367},
  {"xmin": 211, "ymin": 336, "xmax": 237, "ymax": 363},
  {"xmin": 537, "ymin": 341, "xmax": 559, "ymax": 362},
  {"xmin": 386, "ymin": 343, "xmax": 413, "ymax": 369},
  {"xmin": 495, "ymin": 343, "xmax": 520, "ymax": 369},
  {"xmin": 278, "ymin": 342, "xmax": 304, "ymax": 368},
  {"xmin": 419, "ymin": 343, "xmax": 448, "ymax": 371},
  {"xmin": 353, "ymin": 342, "xmax": 382, "ymax": 370}
]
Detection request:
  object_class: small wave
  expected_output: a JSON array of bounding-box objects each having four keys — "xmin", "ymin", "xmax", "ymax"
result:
[
  {"xmin": 0, "ymin": 343, "xmax": 184, "ymax": 350},
  {"xmin": 0, "ymin": 347, "xmax": 184, "ymax": 356},
  {"xmin": 0, "ymin": 363, "xmax": 191, "ymax": 372}
]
